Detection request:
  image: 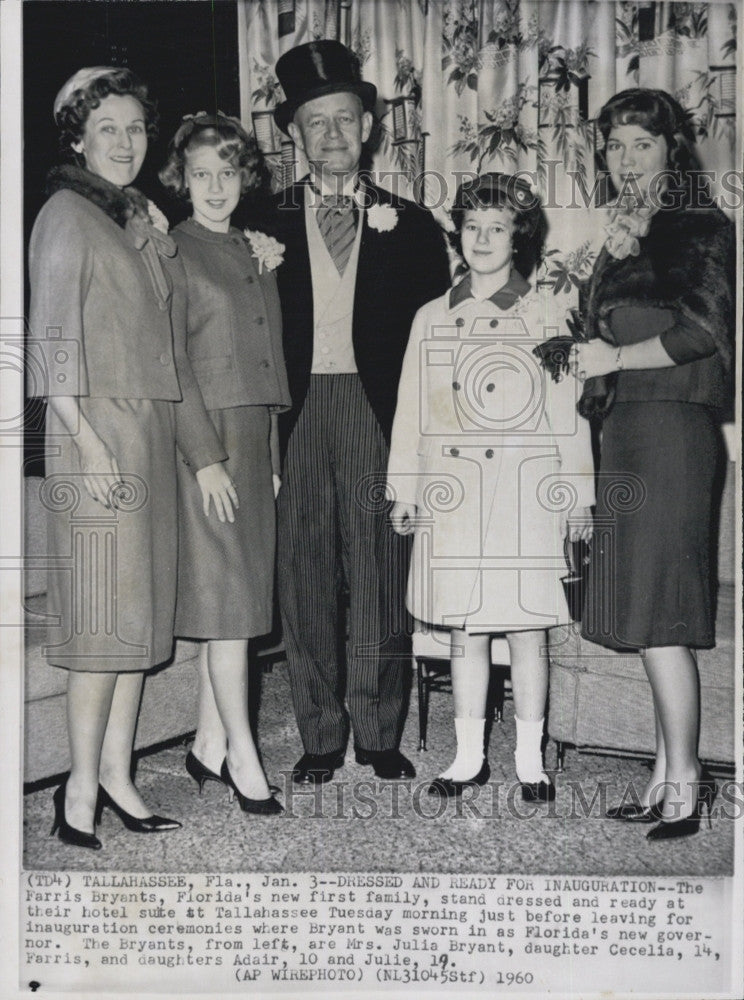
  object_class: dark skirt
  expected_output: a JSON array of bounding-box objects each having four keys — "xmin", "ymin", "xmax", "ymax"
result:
[
  {"xmin": 175, "ymin": 405, "xmax": 275, "ymax": 639},
  {"xmin": 582, "ymin": 401, "xmax": 718, "ymax": 650}
]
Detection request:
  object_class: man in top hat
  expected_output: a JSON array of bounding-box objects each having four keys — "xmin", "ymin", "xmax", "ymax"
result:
[{"xmin": 269, "ymin": 39, "xmax": 450, "ymax": 784}]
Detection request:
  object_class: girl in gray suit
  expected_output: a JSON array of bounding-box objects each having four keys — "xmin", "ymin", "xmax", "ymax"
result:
[{"xmin": 161, "ymin": 114, "xmax": 291, "ymax": 815}]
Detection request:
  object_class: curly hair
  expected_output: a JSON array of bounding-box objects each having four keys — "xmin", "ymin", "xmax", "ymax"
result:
[
  {"xmin": 56, "ymin": 68, "xmax": 158, "ymax": 163},
  {"xmin": 159, "ymin": 114, "xmax": 268, "ymax": 198},
  {"xmin": 449, "ymin": 173, "xmax": 547, "ymax": 280},
  {"xmin": 596, "ymin": 88, "xmax": 705, "ymax": 202}
]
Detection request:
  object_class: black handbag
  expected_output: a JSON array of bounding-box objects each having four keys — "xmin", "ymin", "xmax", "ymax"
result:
[{"xmin": 561, "ymin": 537, "xmax": 590, "ymax": 622}]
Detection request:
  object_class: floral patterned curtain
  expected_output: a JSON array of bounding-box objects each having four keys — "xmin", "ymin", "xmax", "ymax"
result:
[{"xmin": 238, "ymin": 0, "xmax": 737, "ymax": 299}]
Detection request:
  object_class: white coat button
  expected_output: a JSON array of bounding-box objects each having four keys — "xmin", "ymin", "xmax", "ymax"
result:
[{"xmin": 159, "ymin": 352, "xmax": 170, "ymax": 366}]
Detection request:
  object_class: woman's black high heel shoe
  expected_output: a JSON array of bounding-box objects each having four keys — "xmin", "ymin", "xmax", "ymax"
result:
[
  {"xmin": 220, "ymin": 760, "xmax": 283, "ymax": 815},
  {"xmin": 50, "ymin": 782, "xmax": 102, "ymax": 851},
  {"xmin": 185, "ymin": 751, "xmax": 225, "ymax": 794},
  {"xmin": 646, "ymin": 772, "xmax": 718, "ymax": 842},
  {"xmin": 94, "ymin": 785, "xmax": 182, "ymax": 833},
  {"xmin": 606, "ymin": 801, "xmax": 665, "ymax": 823},
  {"xmin": 187, "ymin": 750, "xmax": 280, "ymax": 796}
]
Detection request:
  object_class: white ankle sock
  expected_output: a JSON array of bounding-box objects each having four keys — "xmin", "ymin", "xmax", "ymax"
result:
[
  {"xmin": 440, "ymin": 717, "xmax": 485, "ymax": 780},
  {"xmin": 514, "ymin": 716, "xmax": 549, "ymax": 784}
]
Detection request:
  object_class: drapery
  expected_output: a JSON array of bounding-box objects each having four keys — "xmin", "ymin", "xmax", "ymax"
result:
[{"xmin": 238, "ymin": 0, "xmax": 737, "ymax": 296}]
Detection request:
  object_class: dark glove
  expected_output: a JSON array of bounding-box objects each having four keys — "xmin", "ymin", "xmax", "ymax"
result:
[{"xmin": 532, "ymin": 336, "xmax": 576, "ymax": 383}]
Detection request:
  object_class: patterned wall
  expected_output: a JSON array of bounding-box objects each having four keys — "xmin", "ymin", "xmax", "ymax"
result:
[{"xmin": 239, "ymin": 0, "xmax": 737, "ymax": 300}]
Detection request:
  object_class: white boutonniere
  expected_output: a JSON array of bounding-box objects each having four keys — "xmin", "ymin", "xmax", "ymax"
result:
[
  {"xmin": 243, "ymin": 229, "xmax": 285, "ymax": 273},
  {"xmin": 367, "ymin": 203, "xmax": 398, "ymax": 233},
  {"xmin": 147, "ymin": 200, "xmax": 170, "ymax": 234}
]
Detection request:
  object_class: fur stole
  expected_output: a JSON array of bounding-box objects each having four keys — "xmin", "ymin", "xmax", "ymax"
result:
[
  {"xmin": 46, "ymin": 165, "xmax": 176, "ymax": 305},
  {"xmin": 580, "ymin": 204, "xmax": 735, "ymax": 419},
  {"xmin": 47, "ymin": 164, "xmax": 150, "ymax": 228}
]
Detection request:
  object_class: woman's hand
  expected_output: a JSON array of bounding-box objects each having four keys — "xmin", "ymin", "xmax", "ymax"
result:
[
  {"xmin": 570, "ymin": 340, "xmax": 619, "ymax": 381},
  {"xmin": 390, "ymin": 501, "xmax": 417, "ymax": 535},
  {"xmin": 560, "ymin": 506, "xmax": 594, "ymax": 542},
  {"xmin": 75, "ymin": 432, "xmax": 123, "ymax": 508},
  {"xmin": 195, "ymin": 462, "xmax": 239, "ymax": 523}
]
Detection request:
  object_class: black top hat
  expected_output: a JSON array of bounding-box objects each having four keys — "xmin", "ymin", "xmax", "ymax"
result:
[{"xmin": 273, "ymin": 40, "xmax": 377, "ymax": 135}]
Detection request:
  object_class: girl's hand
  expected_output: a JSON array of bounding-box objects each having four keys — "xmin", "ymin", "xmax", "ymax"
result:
[
  {"xmin": 570, "ymin": 340, "xmax": 619, "ymax": 381},
  {"xmin": 272, "ymin": 474, "xmax": 281, "ymax": 499},
  {"xmin": 75, "ymin": 432, "xmax": 123, "ymax": 508},
  {"xmin": 195, "ymin": 462, "xmax": 239, "ymax": 523},
  {"xmin": 390, "ymin": 501, "xmax": 417, "ymax": 535},
  {"xmin": 560, "ymin": 506, "xmax": 593, "ymax": 542}
]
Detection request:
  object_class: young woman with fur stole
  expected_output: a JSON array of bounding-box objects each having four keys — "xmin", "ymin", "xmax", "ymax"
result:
[{"xmin": 570, "ymin": 89, "xmax": 734, "ymax": 841}]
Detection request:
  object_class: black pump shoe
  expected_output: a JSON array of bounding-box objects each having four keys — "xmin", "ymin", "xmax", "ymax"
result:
[
  {"xmin": 95, "ymin": 785, "xmax": 181, "ymax": 833},
  {"xmin": 606, "ymin": 801, "xmax": 665, "ymax": 823},
  {"xmin": 646, "ymin": 772, "xmax": 718, "ymax": 842},
  {"xmin": 221, "ymin": 761, "xmax": 283, "ymax": 816},
  {"xmin": 187, "ymin": 750, "xmax": 280, "ymax": 795},
  {"xmin": 427, "ymin": 760, "xmax": 490, "ymax": 798},
  {"xmin": 185, "ymin": 751, "xmax": 226, "ymax": 794},
  {"xmin": 50, "ymin": 782, "xmax": 102, "ymax": 851}
]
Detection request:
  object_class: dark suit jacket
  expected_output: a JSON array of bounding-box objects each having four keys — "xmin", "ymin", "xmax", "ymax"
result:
[{"xmin": 268, "ymin": 179, "xmax": 451, "ymax": 455}]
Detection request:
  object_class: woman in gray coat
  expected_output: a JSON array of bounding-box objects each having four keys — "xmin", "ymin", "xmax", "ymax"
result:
[{"xmin": 29, "ymin": 68, "xmax": 234, "ymax": 849}]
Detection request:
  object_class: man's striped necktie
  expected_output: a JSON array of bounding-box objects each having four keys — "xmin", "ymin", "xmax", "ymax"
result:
[{"xmin": 316, "ymin": 195, "xmax": 357, "ymax": 274}]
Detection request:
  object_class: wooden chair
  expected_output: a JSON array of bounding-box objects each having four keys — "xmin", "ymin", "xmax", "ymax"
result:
[{"xmin": 412, "ymin": 625, "xmax": 511, "ymax": 751}]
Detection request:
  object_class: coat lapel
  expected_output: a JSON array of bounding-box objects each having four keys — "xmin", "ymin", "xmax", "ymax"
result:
[{"xmin": 356, "ymin": 182, "xmax": 394, "ymax": 279}]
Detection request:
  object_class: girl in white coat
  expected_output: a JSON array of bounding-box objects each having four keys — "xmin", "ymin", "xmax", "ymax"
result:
[{"xmin": 388, "ymin": 174, "xmax": 594, "ymax": 800}]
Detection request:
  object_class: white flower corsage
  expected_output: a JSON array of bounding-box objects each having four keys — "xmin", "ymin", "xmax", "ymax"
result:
[
  {"xmin": 147, "ymin": 200, "xmax": 170, "ymax": 234},
  {"xmin": 243, "ymin": 229, "xmax": 285, "ymax": 273},
  {"xmin": 603, "ymin": 203, "xmax": 656, "ymax": 260},
  {"xmin": 367, "ymin": 203, "xmax": 398, "ymax": 233}
]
